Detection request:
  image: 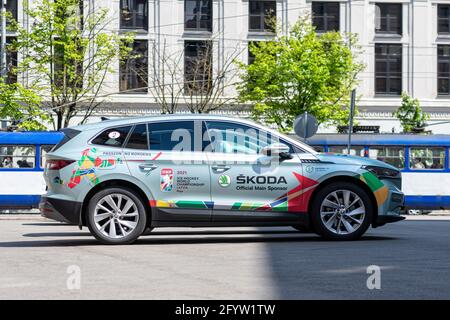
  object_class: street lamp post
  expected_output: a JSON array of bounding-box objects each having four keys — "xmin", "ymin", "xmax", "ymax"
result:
[{"xmin": 0, "ymin": 0, "xmax": 6, "ymax": 79}]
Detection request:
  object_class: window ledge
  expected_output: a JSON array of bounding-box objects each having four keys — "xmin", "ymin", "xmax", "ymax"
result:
[
  {"xmin": 373, "ymin": 94, "xmax": 402, "ymax": 98},
  {"xmin": 374, "ymin": 33, "xmax": 403, "ymax": 41},
  {"xmin": 119, "ymin": 29, "xmax": 148, "ymax": 35},
  {"xmin": 182, "ymin": 31, "xmax": 213, "ymax": 39}
]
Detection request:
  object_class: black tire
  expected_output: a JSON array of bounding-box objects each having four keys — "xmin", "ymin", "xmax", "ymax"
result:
[
  {"xmin": 87, "ymin": 187, "xmax": 147, "ymax": 245},
  {"xmin": 291, "ymin": 225, "xmax": 312, "ymax": 233},
  {"xmin": 310, "ymin": 182, "xmax": 373, "ymax": 241}
]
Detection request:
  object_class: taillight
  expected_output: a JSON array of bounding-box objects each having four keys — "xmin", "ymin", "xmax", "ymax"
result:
[{"xmin": 46, "ymin": 159, "xmax": 75, "ymax": 170}]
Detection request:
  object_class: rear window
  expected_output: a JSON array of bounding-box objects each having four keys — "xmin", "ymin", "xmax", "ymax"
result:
[
  {"xmin": 0, "ymin": 145, "xmax": 36, "ymax": 169},
  {"xmin": 92, "ymin": 126, "xmax": 132, "ymax": 147}
]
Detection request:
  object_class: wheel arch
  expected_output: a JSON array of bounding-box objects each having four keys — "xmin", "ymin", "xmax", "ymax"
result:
[
  {"xmin": 308, "ymin": 175, "xmax": 379, "ymax": 226},
  {"xmin": 80, "ymin": 179, "xmax": 152, "ymax": 227}
]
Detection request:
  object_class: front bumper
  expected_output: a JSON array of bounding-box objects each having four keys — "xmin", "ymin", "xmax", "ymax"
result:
[
  {"xmin": 39, "ymin": 196, "xmax": 82, "ymax": 225},
  {"xmin": 373, "ymin": 181, "xmax": 405, "ymax": 227}
]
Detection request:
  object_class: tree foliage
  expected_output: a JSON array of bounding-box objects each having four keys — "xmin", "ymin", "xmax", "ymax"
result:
[
  {"xmin": 237, "ymin": 18, "xmax": 364, "ymax": 131},
  {"xmin": 9, "ymin": 0, "xmax": 134, "ymax": 130},
  {"xmin": 0, "ymin": 81, "xmax": 51, "ymax": 130},
  {"xmin": 394, "ymin": 93, "xmax": 428, "ymax": 133}
]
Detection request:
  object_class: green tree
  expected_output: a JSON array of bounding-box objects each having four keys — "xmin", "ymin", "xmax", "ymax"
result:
[
  {"xmin": 394, "ymin": 93, "xmax": 428, "ymax": 133},
  {"xmin": 0, "ymin": 81, "xmax": 51, "ymax": 130},
  {"xmin": 237, "ymin": 17, "xmax": 364, "ymax": 132},
  {"xmin": 9, "ymin": 0, "xmax": 134, "ymax": 130}
]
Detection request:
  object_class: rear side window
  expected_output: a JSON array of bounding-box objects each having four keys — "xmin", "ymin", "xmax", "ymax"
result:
[
  {"xmin": 328, "ymin": 145, "xmax": 365, "ymax": 157},
  {"xmin": 148, "ymin": 121, "xmax": 194, "ymax": 151},
  {"xmin": 0, "ymin": 145, "xmax": 36, "ymax": 169},
  {"xmin": 409, "ymin": 147, "xmax": 445, "ymax": 170},
  {"xmin": 125, "ymin": 124, "xmax": 148, "ymax": 150},
  {"xmin": 369, "ymin": 146, "xmax": 405, "ymax": 169},
  {"xmin": 40, "ymin": 145, "xmax": 54, "ymax": 169},
  {"xmin": 92, "ymin": 126, "xmax": 132, "ymax": 147}
]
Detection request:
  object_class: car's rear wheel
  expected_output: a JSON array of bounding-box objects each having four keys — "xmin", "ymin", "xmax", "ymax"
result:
[
  {"xmin": 87, "ymin": 187, "xmax": 147, "ymax": 245},
  {"xmin": 310, "ymin": 182, "xmax": 373, "ymax": 241}
]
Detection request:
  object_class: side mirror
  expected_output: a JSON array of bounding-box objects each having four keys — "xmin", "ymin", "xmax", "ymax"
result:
[{"xmin": 260, "ymin": 143, "xmax": 292, "ymax": 159}]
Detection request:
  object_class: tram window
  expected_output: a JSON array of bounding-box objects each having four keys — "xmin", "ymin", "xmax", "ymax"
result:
[
  {"xmin": 40, "ymin": 145, "xmax": 54, "ymax": 169},
  {"xmin": 312, "ymin": 145, "xmax": 325, "ymax": 152},
  {"xmin": 0, "ymin": 145, "xmax": 36, "ymax": 169},
  {"xmin": 409, "ymin": 147, "xmax": 445, "ymax": 170},
  {"xmin": 328, "ymin": 145, "xmax": 365, "ymax": 157},
  {"xmin": 369, "ymin": 146, "xmax": 405, "ymax": 169}
]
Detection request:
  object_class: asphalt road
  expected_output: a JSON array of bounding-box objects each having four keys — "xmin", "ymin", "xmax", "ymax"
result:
[{"xmin": 0, "ymin": 217, "xmax": 450, "ymax": 299}]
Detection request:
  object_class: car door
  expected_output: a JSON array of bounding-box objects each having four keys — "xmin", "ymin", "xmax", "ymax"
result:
[
  {"xmin": 204, "ymin": 120, "xmax": 306, "ymax": 223},
  {"xmin": 124, "ymin": 120, "xmax": 212, "ymax": 222}
]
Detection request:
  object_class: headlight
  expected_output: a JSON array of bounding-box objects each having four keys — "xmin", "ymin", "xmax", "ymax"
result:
[{"xmin": 362, "ymin": 165, "xmax": 400, "ymax": 179}]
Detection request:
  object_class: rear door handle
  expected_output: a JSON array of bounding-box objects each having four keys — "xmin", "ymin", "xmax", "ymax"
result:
[
  {"xmin": 139, "ymin": 163, "xmax": 158, "ymax": 172},
  {"xmin": 211, "ymin": 165, "xmax": 231, "ymax": 173}
]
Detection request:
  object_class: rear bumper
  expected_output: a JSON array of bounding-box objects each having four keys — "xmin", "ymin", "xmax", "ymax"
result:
[{"xmin": 39, "ymin": 196, "xmax": 81, "ymax": 225}]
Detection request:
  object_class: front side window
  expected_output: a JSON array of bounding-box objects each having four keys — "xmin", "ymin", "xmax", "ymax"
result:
[
  {"xmin": 438, "ymin": 45, "xmax": 450, "ymax": 95},
  {"xmin": 409, "ymin": 147, "xmax": 445, "ymax": 170},
  {"xmin": 120, "ymin": 0, "xmax": 148, "ymax": 30},
  {"xmin": 185, "ymin": 0, "xmax": 212, "ymax": 31},
  {"xmin": 205, "ymin": 121, "xmax": 292, "ymax": 155},
  {"xmin": 91, "ymin": 126, "xmax": 132, "ymax": 147},
  {"xmin": 375, "ymin": 44, "xmax": 402, "ymax": 95},
  {"xmin": 125, "ymin": 124, "xmax": 148, "ymax": 150},
  {"xmin": 120, "ymin": 40, "xmax": 148, "ymax": 93},
  {"xmin": 438, "ymin": 4, "xmax": 450, "ymax": 34},
  {"xmin": 184, "ymin": 40, "xmax": 212, "ymax": 95},
  {"xmin": 0, "ymin": 145, "xmax": 36, "ymax": 169},
  {"xmin": 312, "ymin": 2, "xmax": 340, "ymax": 32},
  {"xmin": 328, "ymin": 145, "xmax": 365, "ymax": 157},
  {"xmin": 249, "ymin": 1, "xmax": 276, "ymax": 32},
  {"xmin": 375, "ymin": 3, "xmax": 402, "ymax": 35},
  {"xmin": 369, "ymin": 146, "xmax": 405, "ymax": 169},
  {"xmin": 148, "ymin": 121, "xmax": 195, "ymax": 151}
]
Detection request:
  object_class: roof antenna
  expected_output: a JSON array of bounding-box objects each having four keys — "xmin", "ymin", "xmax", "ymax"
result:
[{"xmin": 101, "ymin": 117, "xmax": 110, "ymax": 121}]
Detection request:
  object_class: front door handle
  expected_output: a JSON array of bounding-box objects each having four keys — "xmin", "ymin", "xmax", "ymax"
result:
[
  {"xmin": 139, "ymin": 163, "xmax": 158, "ymax": 172},
  {"xmin": 211, "ymin": 165, "xmax": 231, "ymax": 173}
]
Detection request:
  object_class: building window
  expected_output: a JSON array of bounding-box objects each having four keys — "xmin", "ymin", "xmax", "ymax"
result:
[
  {"xmin": 1, "ymin": 37, "xmax": 17, "ymax": 84},
  {"xmin": 249, "ymin": 1, "xmax": 276, "ymax": 32},
  {"xmin": 438, "ymin": 45, "xmax": 450, "ymax": 95},
  {"xmin": 184, "ymin": 40, "xmax": 212, "ymax": 95},
  {"xmin": 375, "ymin": 3, "xmax": 402, "ymax": 35},
  {"xmin": 248, "ymin": 41, "xmax": 260, "ymax": 64},
  {"xmin": 5, "ymin": 0, "xmax": 18, "ymax": 25},
  {"xmin": 120, "ymin": 40, "xmax": 148, "ymax": 93},
  {"xmin": 375, "ymin": 44, "xmax": 402, "ymax": 95},
  {"xmin": 185, "ymin": 0, "xmax": 212, "ymax": 31},
  {"xmin": 312, "ymin": 2, "xmax": 340, "ymax": 32},
  {"xmin": 120, "ymin": 0, "xmax": 148, "ymax": 30},
  {"xmin": 438, "ymin": 5, "xmax": 450, "ymax": 35}
]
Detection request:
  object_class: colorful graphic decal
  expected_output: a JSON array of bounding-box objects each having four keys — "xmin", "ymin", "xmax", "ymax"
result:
[
  {"xmin": 149, "ymin": 173, "xmax": 319, "ymax": 213},
  {"xmin": 68, "ymin": 148, "xmax": 119, "ymax": 189},
  {"xmin": 358, "ymin": 171, "xmax": 389, "ymax": 206},
  {"xmin": 160, "ymin": 168, "xmax": 174, "ymax": 192},
  {"xmin": 149, "ymin": 200, "xmax": 214, "ymax": 209}
]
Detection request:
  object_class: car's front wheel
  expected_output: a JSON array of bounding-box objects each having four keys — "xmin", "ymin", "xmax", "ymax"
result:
[
  {"xmin": 310, "ymin": 182, "xmax": 373, "ymax": 241},
  {"xmin": 87, "ymin": 187, "xmax": 147, "ymax": 245}
]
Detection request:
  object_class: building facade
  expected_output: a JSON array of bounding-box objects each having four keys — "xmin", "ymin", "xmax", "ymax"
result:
[{"xmin": 3, "ymin": 0, "xmax": 450, "ymax": 133}]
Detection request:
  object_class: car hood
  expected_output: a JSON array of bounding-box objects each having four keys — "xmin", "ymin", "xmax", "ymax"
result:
[{"xmin": 316, "ymin": 153, "xmax": 398, "ymax": 170}]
